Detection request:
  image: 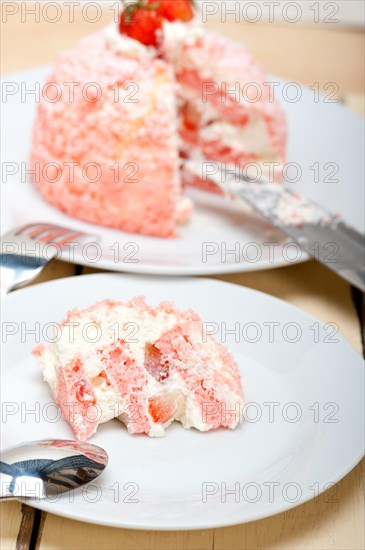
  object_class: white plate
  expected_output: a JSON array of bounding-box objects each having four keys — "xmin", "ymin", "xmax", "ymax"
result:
[
  {"xmin": 1, "ymin": 273, "xmax": 364, "ymax": 529},
  {"xmin": 2, "ymin": 67, "xmax": 364, "ymax": 275}
]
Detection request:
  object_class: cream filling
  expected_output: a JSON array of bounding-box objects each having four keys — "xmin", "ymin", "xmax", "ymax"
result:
[
  {"xmin": 200, "ymin": 117, "xmax": 275, "ymax": 157},
  {"xmin": 177, "ymin": 85, "xmax": 275, "ymax": 157}
]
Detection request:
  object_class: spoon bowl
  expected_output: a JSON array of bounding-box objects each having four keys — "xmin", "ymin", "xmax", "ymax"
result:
[{"xmin": 0, "ymin": 439, "xmax": 108, "ymax": 499}]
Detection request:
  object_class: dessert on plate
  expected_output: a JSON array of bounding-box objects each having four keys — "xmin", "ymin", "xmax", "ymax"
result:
[
  {"xmin": 30, "ymin": 0, "xmax": 286, "ymax": 237},
  {"xmin": 33, "ymin": 296, "xmax": 244, "ymax": 439}
]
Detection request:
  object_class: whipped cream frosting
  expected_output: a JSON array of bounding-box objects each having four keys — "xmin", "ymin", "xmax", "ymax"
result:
[
  {"xmin": 162, "ymin": 19, "xmax": 204, "ymax": 48},
  {"xmin": 105, "ymin": 19, "xmax": 203, "ymax": 60},
  {"xmin": 201, "ymin": 116, "xmax": 275, "ymax": 156}
]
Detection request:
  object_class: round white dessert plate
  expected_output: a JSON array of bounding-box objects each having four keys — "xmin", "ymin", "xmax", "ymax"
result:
[
  {"xmin": 1, "ymin": 273, "xmax": 364, "ymax": 530},
  {"xmin": 2, "ymin": 67, "xmax": 364, "ymax": 275}
]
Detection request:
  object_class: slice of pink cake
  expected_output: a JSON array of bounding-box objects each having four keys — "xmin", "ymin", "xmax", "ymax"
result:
[
  {"xmin": 30, "ymin": 31, "xmax": 189, "ymax": 238},
  {"xmin": 33, "ymin": 297, "xmax": 244, "ymax": 439}
]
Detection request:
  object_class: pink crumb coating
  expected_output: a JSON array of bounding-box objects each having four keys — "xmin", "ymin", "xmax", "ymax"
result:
[
  {"xmin": 56, "ymin": 358, "xmax": 98, "ymax": 441},
  {"xmin": 30, "ymin": 31, "xmax": 184, "ymax": 237}
]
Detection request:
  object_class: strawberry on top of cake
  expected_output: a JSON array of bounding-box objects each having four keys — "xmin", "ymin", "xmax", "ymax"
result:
[
  {"xmin": 33, "ymin": 297, "xmax": 244, "ymax": 439},
  {"xmin": 30, "ymin": 0, "xmax": 286, "ymax": 237}
]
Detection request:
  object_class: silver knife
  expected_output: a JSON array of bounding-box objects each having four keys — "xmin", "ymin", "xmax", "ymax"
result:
[{"xmin": 186, "ymin": 160, "xmax": 365, "ymax": 292}]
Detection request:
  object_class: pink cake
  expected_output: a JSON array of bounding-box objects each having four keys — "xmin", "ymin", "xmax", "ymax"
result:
[
  {"xmin": 30, "ymin": 16, "xmax": 286, "ymax": 237},
  {"xmin": 30, "ymin": 32, "xmax": 188, "ymax": 238},
  {"xmin": 33, "ymin": 297, "xmax": 244, "ymax": 439}
]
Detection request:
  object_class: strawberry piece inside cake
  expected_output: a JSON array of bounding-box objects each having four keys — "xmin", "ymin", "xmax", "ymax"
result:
[{"xmin": 33, "ymin": 297, "xmax": 244, "ymax": 439}]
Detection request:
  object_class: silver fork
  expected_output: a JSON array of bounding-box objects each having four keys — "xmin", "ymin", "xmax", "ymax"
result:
[{"xmin": 0, "ymin": 223, "xmax": 93, "ymax": 296}]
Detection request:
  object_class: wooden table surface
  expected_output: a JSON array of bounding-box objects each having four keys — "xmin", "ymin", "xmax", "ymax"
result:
[{"xmin": 1, "ymin": 5, "xmax": 364, "ymax": 550}]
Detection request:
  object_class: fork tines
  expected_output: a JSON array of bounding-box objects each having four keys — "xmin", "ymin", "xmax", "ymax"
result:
[{"xmin": 14, "ymin": 223, "xmax": 87, "ymax": 246}]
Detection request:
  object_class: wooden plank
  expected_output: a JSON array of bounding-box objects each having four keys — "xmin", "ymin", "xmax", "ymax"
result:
[
  {"xmin": 38, "ymin": 459, "xmax": 365, "ymax": 550},
  {"xmin": 40, "ymin": 521, "xmax": 214, "ymax": 550},
  {"xmin": 15, "ymin": 504, "xmax": 38, "ymax": 550},
  {"xmin": 0, "ymin": 501, "xmax": 23, "ymax": 550},
  {"xmin": 0, "ymin": 2, "xmax": 113, "ymax": 74}
]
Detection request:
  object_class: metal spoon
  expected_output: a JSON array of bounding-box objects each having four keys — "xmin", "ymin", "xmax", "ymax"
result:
[{"xmin": 0, "ymin": 439, "xmax": 108, "ymax": 500}]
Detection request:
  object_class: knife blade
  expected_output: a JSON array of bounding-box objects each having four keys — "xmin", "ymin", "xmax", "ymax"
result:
[{"xmin": 186, "ymin": 160, "xmax": 365, "ymax": 292}]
